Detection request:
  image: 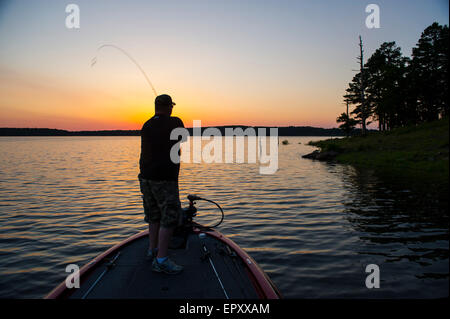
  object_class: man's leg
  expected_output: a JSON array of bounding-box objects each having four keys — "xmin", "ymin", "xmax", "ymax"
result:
[
  {"xmin": 153, "ymin": 225, "xmax": 183, "ymax": 274},
  {"xmin": 151, "ymin": 181, "xmax": 183, "ymax": 274},
  {"xmin": 149, "ymin": 221, "xmax": 160, "ymax": 251},
  {"xmin": 140, "ymin": 176, "xmax": 161, "ymax": 257},
  {"xmin": 156, "ymin": 226, "xmax": 174, "ymax": 259}
]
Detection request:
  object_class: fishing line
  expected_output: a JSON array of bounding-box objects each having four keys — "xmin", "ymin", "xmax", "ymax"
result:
[{"xmin": 91, "ymin": 44, "xmax": 158, "ymax": 97}]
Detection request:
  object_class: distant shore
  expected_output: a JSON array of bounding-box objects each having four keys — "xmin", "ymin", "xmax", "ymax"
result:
[
  {"xmin": 304, "ymin": 118, "xmax": 449, "ymax": 184},
  {"xmin": 0, "ymin": 126, "xmax": 364, "ymax": 137}
]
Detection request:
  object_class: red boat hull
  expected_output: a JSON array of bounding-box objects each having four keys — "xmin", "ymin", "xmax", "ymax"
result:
[{"xmin": 45, "ymin": 227, "xmax": 281, "ymax": 299}]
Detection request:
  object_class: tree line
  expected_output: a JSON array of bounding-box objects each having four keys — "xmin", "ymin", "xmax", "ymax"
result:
[
  {"xmin": 0, "ymin": 126, "xmax": 348, "ymax": 136},
  {"xmin": 338, "ymin": 22, "xmax": 448, "ymax": 135}
]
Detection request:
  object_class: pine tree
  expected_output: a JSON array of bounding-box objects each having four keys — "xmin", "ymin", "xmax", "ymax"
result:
[
  {"xmin": 409, "ymin": 23, "xmax": 449, "ymax": 121},
  {"xmin": 364, "ymin": 42, "xmax": 408, "ymax": 130},
  {"xmin": 339, "ymin": 23, "xmax": 448, "ymax": 133},
  {"xmin": 344, "ymin": 36, "xmax": 371, "ymax": 135},
  {"xmin": 336, "ymin": 112, "xmax": 358, "ymax": 136}
]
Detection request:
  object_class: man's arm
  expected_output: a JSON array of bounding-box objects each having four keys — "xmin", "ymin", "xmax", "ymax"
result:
[
  {"xmin": 139, "ymin": 122, "xmax": 148, "ymax": 175},
  {"xmin": 176, "ymin": 117, "xmax": 184, "ymax": 129}
]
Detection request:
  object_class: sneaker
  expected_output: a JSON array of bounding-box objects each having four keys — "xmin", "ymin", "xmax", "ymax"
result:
[{"xmin": 152, "ymin": 257, "xmax": 184, "ymax": 274}]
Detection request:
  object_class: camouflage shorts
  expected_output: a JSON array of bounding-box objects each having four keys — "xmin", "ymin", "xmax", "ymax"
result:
[{"xmin": 138, "ymin": 176, "xmax": 182, "ymax": 228}]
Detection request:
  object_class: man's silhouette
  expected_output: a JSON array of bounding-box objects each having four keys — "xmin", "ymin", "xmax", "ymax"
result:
[{"xmin": 139, "ymin": 94, "xmax": 184, "ymax": 274}]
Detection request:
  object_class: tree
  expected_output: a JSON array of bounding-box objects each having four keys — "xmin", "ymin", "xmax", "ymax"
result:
[
  {"xmin": 336, "ymin": 112, "xmax": 358, "ymax": 136},
  {"xmin": 339, "ymin": 23, "xmax": 448, "ymax": 133},
  {"xmin": 409, "ymin": 23, "xmax": 449, "ymax": 121},
  {"xmin": 364, "ymin": 42, "xmax": 409, "ymax": 130},
  {"xmin": 344, "ymin": 36, "xmax": 371, "ymax": 135},
  {"xmin": 344, "ymin": 72, "xmax": 372, "ymax": 132}
]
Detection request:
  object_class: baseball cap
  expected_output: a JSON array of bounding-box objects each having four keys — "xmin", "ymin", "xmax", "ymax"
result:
[{"xmin": 155, "ymin": 94, "xmax": 176, "ymax": 107}]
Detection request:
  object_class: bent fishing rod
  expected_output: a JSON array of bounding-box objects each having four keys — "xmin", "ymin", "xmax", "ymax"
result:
[{"xmin": 91, "ymin": 44, "xmax": 158, "ymax": 97}]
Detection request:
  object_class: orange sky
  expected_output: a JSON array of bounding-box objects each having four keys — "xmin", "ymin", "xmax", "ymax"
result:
[
  {"xmin": 0, "ymin": 1, "xmax": 447, "ymax": 131},
  {"xmin": 0, "ymin": 64, "xmax": 343, "ymax": 130}
]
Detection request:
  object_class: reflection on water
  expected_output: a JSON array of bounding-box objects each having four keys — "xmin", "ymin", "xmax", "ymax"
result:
[
  {"xmin": 338, "ymin": 166, "xmax": 448, "ymax": 297},
  {"xmin": 0, "ymin": 136, "xmax": 448, "ymax": 298}
]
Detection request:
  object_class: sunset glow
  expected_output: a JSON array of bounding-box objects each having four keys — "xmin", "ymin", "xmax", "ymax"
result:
[{"xmin": 0, "ymin": 0, "xmax": 448, "ymax": 130}]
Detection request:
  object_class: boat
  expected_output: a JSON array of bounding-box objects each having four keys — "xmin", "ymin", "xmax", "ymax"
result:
[{"xmin": 45, "ymin": 195, "xmax": 281, "ymax": 299}]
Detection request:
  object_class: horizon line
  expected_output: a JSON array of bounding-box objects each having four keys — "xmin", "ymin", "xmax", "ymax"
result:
[{"xmin": 0, "ymin": 124, "xmax": 345, "ymax": 131}]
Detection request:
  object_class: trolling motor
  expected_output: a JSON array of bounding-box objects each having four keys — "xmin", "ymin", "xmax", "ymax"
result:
[
  {"xmin": 180, "ymin": 195, "xmax": 199, "ymax": 225},
  {"xmin": 171, "ymin": 195, "xmax": 224, "ymax": 249},
  {"xmin": 180, "ymin": 194, "xmax": 224, "ymax": 229}
]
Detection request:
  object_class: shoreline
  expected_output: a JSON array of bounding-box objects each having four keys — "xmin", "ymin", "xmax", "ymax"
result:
[{"xmin": 303, "ymin": 118, "xmax": 449, "ymax": 184}]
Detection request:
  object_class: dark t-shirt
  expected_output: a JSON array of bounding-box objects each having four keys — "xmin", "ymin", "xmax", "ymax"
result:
[{"xmin": 139, "ymin": 115, "xmax": 184, "ymax": 181}]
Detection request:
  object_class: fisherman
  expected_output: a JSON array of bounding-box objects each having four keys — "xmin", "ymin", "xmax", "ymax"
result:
[{"xmin": 138, "ymin": 94, "xmax": 184, "ymax": 274}]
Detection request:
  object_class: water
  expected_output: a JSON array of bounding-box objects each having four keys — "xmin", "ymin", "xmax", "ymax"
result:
[{"xmin": 0, "ymin": 136, "xmax": 448, "ymax": 298}]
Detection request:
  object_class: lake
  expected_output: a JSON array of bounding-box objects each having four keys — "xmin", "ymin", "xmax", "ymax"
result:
[{"xmin": 0, "ymin": 136, "xmax": 448, "ymax": 298}]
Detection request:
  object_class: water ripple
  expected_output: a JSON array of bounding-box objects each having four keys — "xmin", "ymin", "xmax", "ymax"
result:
[{"xmin": 0, "ymin": 136, "xmax": 448, "ymax": 298}]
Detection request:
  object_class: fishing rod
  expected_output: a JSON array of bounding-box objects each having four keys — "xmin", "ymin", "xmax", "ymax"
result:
[
  {"xmin": 91, "ymin": 44, "xmax": 158, "ymax": 97},
  {"xmin": 81, "ymin": 251, "xmax": 121, "ymax": 299},
  {"xmin": 201, "ymin": 243, "xmax": 229, "ymax": 299}
]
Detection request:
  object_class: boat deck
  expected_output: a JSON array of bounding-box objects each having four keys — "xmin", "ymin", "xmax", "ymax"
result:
[{"xmin": 69, "ymin": 230, "xmax": 260, "ymax": 299}]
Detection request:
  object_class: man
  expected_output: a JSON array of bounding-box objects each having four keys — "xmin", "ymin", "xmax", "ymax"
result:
[{"xmin": 139, "ymin": 94, "xmax": 184, "ymax": 274}]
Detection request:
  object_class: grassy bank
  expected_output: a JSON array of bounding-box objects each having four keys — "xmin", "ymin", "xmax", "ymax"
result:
[{"xmin": 308, "ymin": 118, "xmax": 449, "ymax": 184}]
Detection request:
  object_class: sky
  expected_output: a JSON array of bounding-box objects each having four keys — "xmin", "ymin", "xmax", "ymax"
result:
[{"xmin": 0, "ymin": 0, "xmax": 448, "ymax": 130}]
